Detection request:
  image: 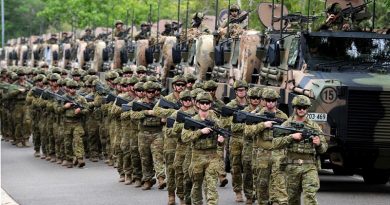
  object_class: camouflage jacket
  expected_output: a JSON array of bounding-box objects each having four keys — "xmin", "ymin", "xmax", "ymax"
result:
[
  {"xmin": 153, "ymin": 92, "xmax": 180, "ymax": 118},
  {"xmin": 181, "ymin": 110, "xmax": 222, "ymax": 144}
]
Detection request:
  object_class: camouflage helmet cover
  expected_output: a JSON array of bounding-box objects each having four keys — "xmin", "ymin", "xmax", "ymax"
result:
[
  {"xmin": 184, "ymin": 73, "xmax": 197, "ymax": 82},
  {"xmin": 230, "ymin": 4, "xmax": 240, "ymax": 11},
  {"xmin": 129, "ymin": 76, "xmax": 139, "ymax": 84},
  {"xmin": 291, "ymin": 95, "xmax": 311, "ymax": 107},
  {"xmin": 196, "ymin": 92, "xmax": 213, "ymax": 102},
  {"xmin": 33, "ymin": 74, "xmax": 45, "ymax": 82},
  {"xmin": 192, "ymin": 81, "xmax": 204, "ymax": 89},
  {"xmin": 115, "ymin": 20, "xmax": 124, "ymax": 26},
  {"xmin": 179, "ymin": 90, "xmax": 192, "ymax": 99},
  {"xmin": 191, "ymin": 88, "xmax": 205, "ymax": 98},
  {"xmin": 147, "ymin": 76, "xmax": 158, "ymax": 82},
  {"xmin": 262, "ymin": 88, "xmax": 280, "ymax": 99},
  {"xmin": 51, "ymin": 67, "xmax": 61, "ymax": 74},
  {"xmin": 143, "ymin": 81, "xmax": 156, "ymax": 90},
  {"xmin": 134, "ymin": 82, "xmax": 144, "ymax": 91},
  {"xmin": 203, "ymin": 80, "xmax": 218, "ymax": 90},
  {"xmin": 233, "ymin": 80, "xmax": 248, "ymax": 89},
  {"xmin": 247, "ymin": 87, "xmax": 261, "ymax": 97},
  {"xmin": 50, "ymin": 73, "xmax": 61, "ymax": 81},
  {"xmin": 136, "ymin": 65, "xmax": 147, "ymax": 72},
  {"xmin": 172, "ymin": 75, "xmax": 187, "ymax": 84},
  {"xmin": 66, "ymin": 79, "xmax": 79, "ymax": 88}
]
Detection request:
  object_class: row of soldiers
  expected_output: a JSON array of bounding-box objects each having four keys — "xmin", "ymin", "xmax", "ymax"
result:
[{"xmin": 1, "ymin": 63, "xmax": 327, "ymax": 205}]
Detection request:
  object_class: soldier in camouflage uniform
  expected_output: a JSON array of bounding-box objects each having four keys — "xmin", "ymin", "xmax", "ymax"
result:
[
  {"xmin": 272, "ymin": 95, "xmax": 328, "ymax": 205},
  {"xmin": 233, "ymin": 87, "xmax": 263, "ymax": 204},
  {"xmin": 114, "ymin": 20, "xmax": 128, "ymax": 40},
  {"xmin": 124, "ymin": 81, "xmax": 145, "ymax": 187},
  {"xmin": 80, "ymin": 28, "xmax": 95, "ymax": 42},
  {"xmin": 153, "ymin": 75, "xmax": 187, "ymax": 195},
  {"xmin": 184, "ymin": 73, "xmax": 196, "ymax": 91},
  {"xmin": 119, "ymin": 76, "xmax": 139, "ymax": 185},
  {"xmin": 122, "ymin": 66, "xmax": 134, "ymax": 78},
  {"xmin": 245, "ymin": 89, "xmax": 288, "ymax": 205},
  {"xmin": 135, "ymin": 23, "xmax": 152, "ymax": 41},
  {"xmin": 318, "ymin": 3, "xmax": 350, "ymax": 31},
  {"xmin": 26, "ymin": 74, "xmax": 46, "ymax": 157},
  {"xmin": 56, "ymin": 80, "xmax": 88, "ymax": 168},
  {"xmin": 224, "ymin": 80, "xmax": 249, "ymax": 202},
  {"xmin": 131, "ymin": 81, "xmax": 164, "ymax": 190},
  {"xmin": 171, "ymin": 90, "xmax": 197, "ymax": 205},
  {"xmin": 85, "ymin": 79, "xmax": 104, "ymax": 162},
  {"xmin": 219, "ymin": 4, "xmax": 248, "ymax": 38},
  {"xmin": 182, "ymin": 92, "xmax": 226, "ymax": 205},
  {"xmin": 7, "ymin": 68, "xmax": 33, "ymax": 147}
]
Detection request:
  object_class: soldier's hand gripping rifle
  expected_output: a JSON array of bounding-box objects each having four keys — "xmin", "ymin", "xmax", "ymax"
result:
[
  {"xmin": 121, "ymin": 104, "xmax": 132, "ymax": 112},
  {"xmin": 229, "ymin": 9, "xmax": 254, "ymax": 24},
  {"xmin": 184, "ymin": 117, "xmax": 232, "ymax": 138},
  {"xmin": 158, "ymin": 98, "xmax": 181, "ymax": 110},
  {"xmin": 48, "ymin": 92, "xmax": 85, "ymax": 109},
  {"xmin": 176, "ymin": 111, "xmax": 193, "ymax": 123},
  {"xmin": 32, "ymin": 87, "xmax": 45, "ymax": 98},
  {"xmin": 132, "ymin": 101, "xmax": 155, "ymax": 112},
  {"xmin": 272, "ymin": 122, "xmax": 333, "ymax": 142},
  {"xmin": 233, "ymin": 110, "xmax": 286, "ymax": 125}
]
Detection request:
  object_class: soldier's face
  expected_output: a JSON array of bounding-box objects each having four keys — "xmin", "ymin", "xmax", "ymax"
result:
[
  {"xmin": 230, "ymin": 10, "xmax": 238, "ymax": 17},
  {"xmin": 249, "ymin": 96, "xmax": 261, "ymax": 106},
  {"xmin": 265, "ymin": 98, "xmax": 277, "ymax": 109},
  {"xmin": 295, "ymin": 106, "xmax": 309, "ymax": 118},
  {"xmin": 135, "ymin": 90, "xmax": 145, "ymax": 98},
  {"xmin": 68, "ymin": 87, "xmax": 77, "ymax": 95},
  {"xmin": 146, "ymin": 89, "xmax": 156, "ymax": 100},
  {"xmin": 180, "ymin": 97, "xmax": 193, "ymax": 108},
  {"xmin": 173, "ymin": 83, "xmax": 186, "ymax": 92},
  {"xmin": 235, "ymin": 88, "xmax": 247, "ymax": 98},
  {"xmin": 197, "ymin": 101, "xmax": 211, "ymax": 112},
  {"xmin": 116, "ymin": 24, "xmax": 123, "ymax": 29}
]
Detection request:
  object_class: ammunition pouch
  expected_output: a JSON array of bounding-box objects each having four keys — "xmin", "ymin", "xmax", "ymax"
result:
[
  {"xmin": 142, "ymin": 116, "xmax": 162, "ymax": 127},
  {"xmin": 193, "ymin": 133, "xmax": 218, "ymax": 150}
]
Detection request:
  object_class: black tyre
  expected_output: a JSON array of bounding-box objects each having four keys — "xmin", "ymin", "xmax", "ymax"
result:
[{"xmin": 362, "ymin": 170, "xmax": 389, "ymax": 184}]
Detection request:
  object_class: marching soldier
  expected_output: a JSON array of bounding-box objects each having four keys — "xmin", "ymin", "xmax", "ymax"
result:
[{"xmin": 272, "ymin": 95, "xmax": 328, "ymax": 205}]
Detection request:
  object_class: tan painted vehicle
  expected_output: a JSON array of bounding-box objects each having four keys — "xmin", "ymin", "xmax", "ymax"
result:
[{"xmin": 257, "ymin": 0, "xmax": 390, "ymax": 184}]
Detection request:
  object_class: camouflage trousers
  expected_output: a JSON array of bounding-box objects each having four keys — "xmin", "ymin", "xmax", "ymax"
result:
[
  {"xmin": 32, "ymin": 118, "xmax": 41, "ymax": 152},
  {"xmin": 113, "ymin": 120, "xmax": 123, "ymax": 176},
  {"xmin": 138, "ymin": 129, "xmax": 165, "ymax": 182},
  {"xmin": 183, "ymin": 144, "xmax": 193, "ymax": 204},
  {"xmin": 173, "ymin": 141, "xmax": 190, "ymax": 200},
  {"xmin": 189, "ymin": 149, "xmax": 220, "ymax": 205},
  {"xmin": 46, "ymin": 116, "xmax": 56, "ymax": 156},
  {"xmin": 285, "ymin": 163, "xmax": 320, "ymax": 205},
  {"xmin": 99, "ymin": 118, "xmax": 110, "ymax": 158},
  {"xmin": 242, "ymin": 140, "xmax": 254, "ymax": 200},
  {"xmin": 254, "ymin": 149, "xmax": 288, "ymax": 205},
  {"xmin": 12, "ymin": 104, "xmax": 28, "ymax": 144},
  {"xmin": 130, "ymin": 129, "xmax": 142, "ymax": 180},
  {"xmin": 63, "ymin": 120, "xmax": 85, "ymax": 161},
  {"xmin": 120, "ymin": 126, "xmax": 132, "ymax": 177},
  {"xmin": 86, "ymin": 119, "xmax": 101, "ymax": 158},
  {"xmin": 164, "ymin": 132, "xmax": 178, "ymax": 194},
  {"xmin": 229, "ymin": 136, "xmax": 244, "ymax": 193},
  {"xmin": 39, "ymin": 115, "xmax": 49, "ymax": 156},
  {"xmin": 108, "ymin": 119, "xmax": 117, "ymax": 161},
  {"xmin": 54, "ymin": 121, "xmax": 65, "ymax": 160}
]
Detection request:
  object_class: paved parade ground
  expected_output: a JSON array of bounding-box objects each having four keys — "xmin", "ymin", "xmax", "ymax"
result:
[{"xmin": 1, "ymin": 141, "xmax": 389, "ymax": 205}]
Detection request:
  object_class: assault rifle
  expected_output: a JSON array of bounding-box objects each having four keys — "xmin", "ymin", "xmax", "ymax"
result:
[
  {"xmin": 220, "ymin": 105, "xmax": 245, "ymax": 117},
  {"xmin": 229, "ymin": 10, "xmax": 253, "ymax": 24},
  {"xmin": 272, "ymin": 122, "xmax": 333, "ymax": 142},
  {"xmin": 121, "ymin": 104, "xmax": 132, "ymax": 112},
  {"xmin": 47, "ymin": 92, "xmax": 85, "ymax": 109},
  {"xmin": 115, "ymin": 96, "xmax": 130, "ymax": 107},
  {"xmin": 233, "ymin": 111, "xmax": 286, "ymax": 125},
  {"xmin": 176, "ymin": 111, "xmax": 193, "ymax": 123},
  {"xmin": 341, "ymin": 1, "xmax": 371, "ymax": 19},
  {"xmin": 158, "ymin": 98, "xmax": 181, "ymax": 110},
  {"xmin": 184, "ymin": 118, "xmax": 232, "ymax": 138},
  {"xmin": 85, "ymin": 95, "xmax": 94, "ymax": 102},
  {"xmin": 31, "ymin": 87, "xmax": 45, "ymax": 98},
  {"xmin": 132, "ymin": 101, "xmax": 155, "ymax": 112},
  {"xmin": 166, "ymin": 117, "xmax": 176, "ymax": 128}
]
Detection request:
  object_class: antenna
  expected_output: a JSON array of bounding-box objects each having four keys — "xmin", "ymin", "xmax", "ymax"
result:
[
  {"xmin": 372, "ymin": 0, "xmax": 376, "ymax": 31},
  {"xmin": 271, "ymin": 0, "xmax": 275, "ymax": 30},
  {"xmin": 307, "ymin": 0, "xmax": 310, "ymax": 32},
  {"xmin": 214, "ymin": 0, "xmax": 218, "ymax": 31},
  {"xmin": 227, "ymin": 0, "xmax": 231, "ymax": 38},
  {"xmin": 177, "ymin": 0, "xmax": 181, "ymax": 35},
  {"xmin": 185, "ymin": 0, "xmax": 189, "ymax": 43}
]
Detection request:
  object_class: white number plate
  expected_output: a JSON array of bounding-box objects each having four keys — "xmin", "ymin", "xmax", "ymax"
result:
[{"xmin": 307, "ymin": 113, "xmax": 327, "ymax": 122}]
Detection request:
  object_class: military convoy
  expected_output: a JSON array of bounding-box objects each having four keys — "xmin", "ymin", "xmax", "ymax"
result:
[{"xmin": 1, "ymin": 0, "xmax": 389, "ymax": 184}]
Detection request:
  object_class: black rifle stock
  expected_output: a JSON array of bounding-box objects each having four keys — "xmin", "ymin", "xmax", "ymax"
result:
[
  {"xmin": 272, "ymin": 124, "xmax": 333, "ymax": 142},
  {"xmin": 121, "ymin": 104, "xmax": 132, "ymax": 112},
  {"xmin": 230, "ymin": 9, "xmax": 253, "ymax": 24},
  {"xmin": 32, "ymin": 87, "xmax": 44, "ymax": 98},
  {"xmin": 233, "ymin": 110, "xmax": 286, "ymax": 125},
  {"xmin": 132, "ymin": 101, "xmax": 154, "ymax": 112},
  {"xmin": 176, "ymin": 111, "xmax": 193, "ymax": 123},
  {"xmin": 166, "ymin": 117, "xmax": 175, "ymax": 128},
  {"xmin": 158, "ymin": 98, "xmax": 181, "ymax": 110},
  {"xmin": 184, "ymin": 117, "xmax": 232, "ymax": 138},
  {"xmin": 115, "ymin": 96, "xmax": 130, "ymax": 107}
]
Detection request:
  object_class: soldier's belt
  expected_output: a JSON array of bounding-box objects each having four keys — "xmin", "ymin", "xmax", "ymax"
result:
[
  {"xmin": 64, "ymin": 117, "xmax": 81, "ymax": 123},
  {"xmin": 286, "ymin": 159, "xmax": 315, "ymax": 165},
  {"xmin": 192, "ymin": 148, "xmax": 218, "ymax": 154}
]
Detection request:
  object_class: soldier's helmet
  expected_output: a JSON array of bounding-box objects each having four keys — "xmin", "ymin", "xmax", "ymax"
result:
[
  {"xmin": 196, "ymin": 92, "xmax": 213, "ymax": 102},
  {"xmin": 10, "ymin": 72, "xmax": 18, "ymax": 81},
  {"xmin": 120, "ymin": 77, "xmax": 131, "ymax": 85},
  {"xmin": 85, "ymin": 28, "xmax": 92, "ymax": 32},
  {"xmin": 122, "ymin": 66, "xmax": 133, "ymax": 74},
  {"xmin": 49, "ymin": 73, "xmax": 61, "ymax": 81},
  {"xmin": 172, "ymin": 75, "xmax": 187, "ymax": 85},
  {"xmin": 91, "ymin": 79, "xmax": 100, "ymax": 86},
  {"xmin": 185, "ymin": 73, "xmax": 197, "ymax": 83},
  {"xmin": 262, "ymin": 89, "xmax": 280, "ymax": 99},
  {"xmin": 71, "ymin": 68, "xmax": 82, "ymax": 77},
  {"xmin": 233, "ymin": 80, "xmax": 248, "ymax": 89},
  {"xmin": 129, "ymin": 76, "xmax": 139, "ymax": 85},
  {"xmin": 33, "ymin": 74, "xmax": 45, "ymax": 82},
  {"xmin": 165, "ymin": 22, "xmax": 172, "ymax": 28},
  {"xmin": 113, "ymin": 77, "xmax": 122, "ymax": 85},
  {"xmin": 141, "ymin": 22, "xmax": 150, "ymax": 27},
  {"xmin": 291, "ymin": 95, "xmax": 311, "ymax": 107},
  {"xmin": 136, "ymin": 65, "xmax": 147, "ymax": 72},
  {"xmin": 230, "ymin": 4, "xmax": 240, "ymax": 12},
  {"xmin": 180, "ymin": 90, "xmax": 192, "ymax": 99},
  {"xmin": 134, "ymin": 82, "xmax": 145, "ymax": 91},
  {"xmin": 143, "ymin": 81, "xmax": 156, "ymax": 91},
  {"xmin": 139, "ymin": 76, "xmax": 148, "ymax": 82},
  {"xmin": 87, "ymin": 68, "xmax": 98, "ymax": 75},
  {"xmin": 147, "ymin": 76, "xmax": 159, "ymax": 82},
  {"xmin": 192, "ymin": 12, "xmax": 205, "ymax": 20},
  {"xmin": 51, "ymin": 67, "xmax": 62, "ymax": 74},
  {"xmin": 203, "ymin": 80, "xmax": 218, "ymax": 90},
  {"xmin": 191, "ymin": 88, "xmax": 205, "ymax": 99},
  {"xmin": 24, "ymin": 67, "xmax": 33, "ymax": 75},
  {"xmin": 327, "ymin": 3, "xmax": 342, "ymax": 14},
  {"xmin": 193, "ymin": 81, "xmax": 204, "ymax": 89},
  {"xmin": 16, "ymin": 68, "xmax": 26, "ymax": 76},
  {"xmin": 156, "ymin": 83, "xmax": 163, "ymax": 91},
  {"xmin": 248, "ymin": 87, "xmax": 262, "ymax": 97},
  {"xmin": 66, "ymin": 79, "xmax": 79, "ymax": 88},
  {"xmin": 115, "ymin": 20, "xmax": 124, "ymax": 26}
]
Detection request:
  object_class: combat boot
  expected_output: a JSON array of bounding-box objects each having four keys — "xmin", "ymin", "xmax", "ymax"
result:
[
  {"xmin": 219, "ymin": 175, "xmax": 228, "ymax": 187},
  {"xmin": 34, "ymin": 151, "xmax": 40, "ymax": 158},
  {"xmin": 40, "ymin": 154, "xmax": 46, "ymax": 159},
  {"xmin": 77, "ymin": 158, "xmax": 85, "ymax": 168},
  {"xmin": 179, "ymin": 199, "xmax": 186, "ymax": 205},
  {"xmin": 61, "ymin": 160, "xmax": 68, "ymax": 166},
  {"xmin": 246, "ymin": 198, "xmax": 253, "ymax": 204},
  {"xmin": 235, "ymin": 191, "xmax": 244, "ymax": 202},
  {"xmin": 50, "ymin": 156, "xmax": 57, "ymax": 163},
  {"xmin": 64, "ymin": 160, "xmax": 73, "ymax": 168},
  {"xmin": 124, "ymin": 174, "xmax": 132, "ymax": 185},
  {"xmin": 118, "ymin": 175, "xmax": 125, "ymax": 182},
  {"xmin": 107, "ymin": 160, "xmax": 114, "ymax": 166},
  {"xmin": 151, "ymin": 178, "xmax": 157, "ymax": 185},
  {"xmin": 23, "ymin": 140, "xmax": 31, "ymax": 147},
  {"xmin": 168, "ymin": 192, "xmax": 176, "ymax": 205},
  {"xmin": 90, "ymin": 156, "xmax": 99, "ymax": 162},
  {"xmin": 142, "ymin": 181, "xmax": 152, "ymax": 190},
  {"xmin": 134, "ymin": 179, "xmax": 142, "ymax": 188},
  {"xmin": 16, "ymin": 142, "xmax": 23, "ymax": 148},
  {"xmin": 56, "ymin": 159, "xmax": 62, "ymax": 164},
  {"xmin": 158, "ymin": 177, "xmax": 166, "ymax": 190},
  {"xmin": 45, "ymin": 155, "xmax": 51, "ymax": 161},
  {"xmin": 73, "ymin": 157, "xmax": 78, "ymax": 166}
]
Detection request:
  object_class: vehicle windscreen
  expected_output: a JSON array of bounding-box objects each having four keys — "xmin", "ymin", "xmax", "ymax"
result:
[{"xmin": 305, "ymin": 34, "xmax": 390, "ymax": 72}]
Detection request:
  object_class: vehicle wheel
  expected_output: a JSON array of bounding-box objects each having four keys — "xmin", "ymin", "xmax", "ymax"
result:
[
  {"xmin": 332, "ymin": 166, "xmax": 353, "ymax": 176},
  {"xmin": 362, "ymin": 170, "xmax": 389, "ymax": 184}
]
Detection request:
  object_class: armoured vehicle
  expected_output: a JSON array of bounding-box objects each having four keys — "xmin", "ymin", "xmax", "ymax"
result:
[{"xmin": 257, "ymin": 0, "xmax": 390, "ymax": 184}]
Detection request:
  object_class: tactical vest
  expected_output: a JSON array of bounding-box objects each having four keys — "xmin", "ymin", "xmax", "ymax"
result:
[
  {"xmin": 286, "ymin": 121, "xmax": 317, "ymax": 155},
  {"xmin": 193, "ymin": 133, "xmax": 218, "ymax": 150},
  {"xmin": 142, "ymin": 116, "xmax": 162, "ymax": 127}
]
